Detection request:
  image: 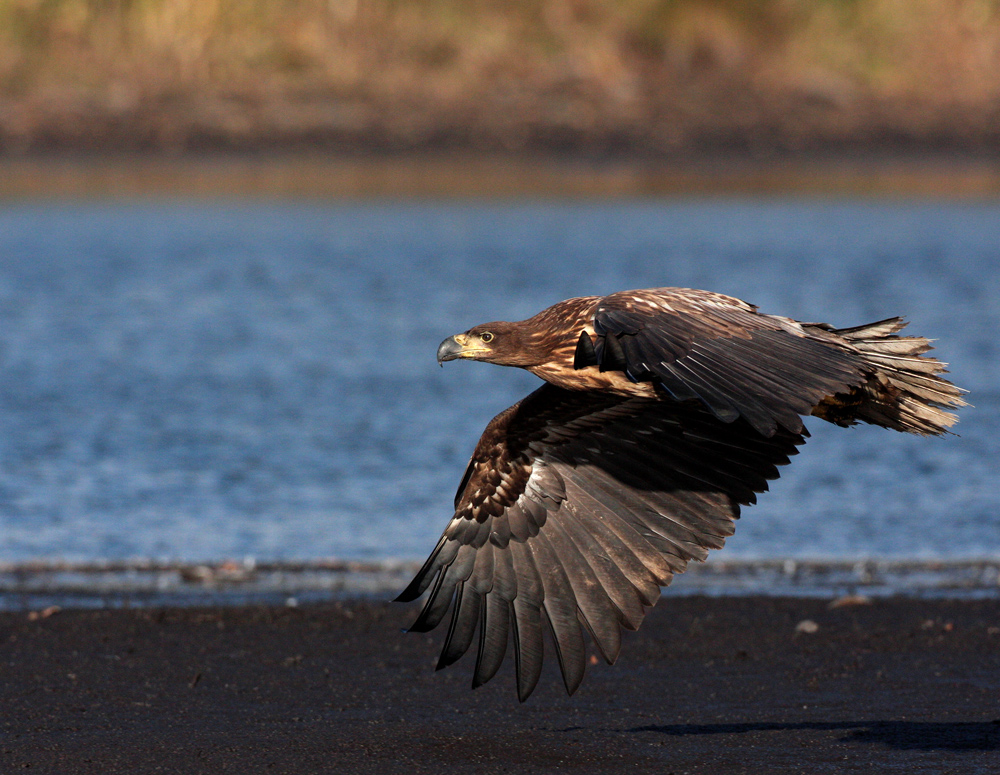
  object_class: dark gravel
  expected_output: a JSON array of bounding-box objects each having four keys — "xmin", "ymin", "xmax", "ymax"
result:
[{"xmin": 3, "ymin": 596, "xmax": 999, "ymax": 774}]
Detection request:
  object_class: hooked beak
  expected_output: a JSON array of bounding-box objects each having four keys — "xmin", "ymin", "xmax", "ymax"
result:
[
  {"xmin": 437, "ymin": 335, "xmax": 465, "ymax": 363},
  {"xmin": 437, "ymin": 333, "xmax": 490, "ymax": 364}
]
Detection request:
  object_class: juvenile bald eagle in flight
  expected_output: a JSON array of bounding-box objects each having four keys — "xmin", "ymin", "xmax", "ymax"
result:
[{"xmin": 397, "ymin": 287, "xmax": 965, "ymax": 701}]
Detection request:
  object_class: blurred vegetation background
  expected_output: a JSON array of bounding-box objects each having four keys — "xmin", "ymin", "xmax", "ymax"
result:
[{"xmin": 1, "ymin": 0, "xmax": 999, "ymax": 155}]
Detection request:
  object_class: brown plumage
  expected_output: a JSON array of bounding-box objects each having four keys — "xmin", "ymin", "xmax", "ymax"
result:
[{"xmin": 398, "ymin": 287, "xmax": 966, "ymax": 701}]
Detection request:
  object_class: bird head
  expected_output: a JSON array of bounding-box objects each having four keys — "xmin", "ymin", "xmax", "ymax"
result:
[{"xmin": 437, "ymin": 322, "xmax": 541, "ymax": 368}]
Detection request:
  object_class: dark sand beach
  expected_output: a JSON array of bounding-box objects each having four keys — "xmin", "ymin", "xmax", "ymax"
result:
[{"xmin": 3, "ymin": 596, "xmax": 999, "ymax": 774}]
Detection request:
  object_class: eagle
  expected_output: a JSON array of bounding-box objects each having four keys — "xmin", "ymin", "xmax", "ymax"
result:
[{"xmin": 397, "ymin": 287, "xmax": 965, "ymax": 701}]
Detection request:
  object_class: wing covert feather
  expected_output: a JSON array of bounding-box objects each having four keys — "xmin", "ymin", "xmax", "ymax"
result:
[{"xmin": 592, "ymin": 288, "xmax": 867, "ymax": 435}]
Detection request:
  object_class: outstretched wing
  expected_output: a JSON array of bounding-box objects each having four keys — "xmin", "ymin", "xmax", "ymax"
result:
[
  {"xmin": 587, "ymin": 287, "xmax": 867, "ymax": 436},
  {"xmin": 397, "ymin": 383, "xmax": 805, "ymax": 701}
]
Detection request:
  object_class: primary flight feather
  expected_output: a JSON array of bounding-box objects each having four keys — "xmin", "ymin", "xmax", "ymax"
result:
[{"xmin": 397, "ymin": 287, "xmax": 966, "ymax": 701}]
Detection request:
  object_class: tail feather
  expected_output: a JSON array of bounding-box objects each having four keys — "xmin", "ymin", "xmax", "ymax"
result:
[
  {"xmin": 833, "ymin": 317, "xmax": 908, "ymax": 339},
  {"xmin": 811, "ymin": 317, "xmax": 967, "ymax": 435}
]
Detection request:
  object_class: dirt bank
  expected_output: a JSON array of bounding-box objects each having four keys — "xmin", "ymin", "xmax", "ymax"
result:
[{"xmin": 2, "ymin": 0, "xmax": 1000, "ymax": 157}]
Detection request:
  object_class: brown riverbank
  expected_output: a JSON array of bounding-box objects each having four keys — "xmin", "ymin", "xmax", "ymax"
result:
[
  {"xmin": 4, "ymin": 152, "xmax": 1000, "ymax": 199},
  {"xmin": 3, "ymin": 596, "xmax": 999, "ymax": 774},
  {"xmin": 2, "ymin": 1, "xmax": 1000, "ymax": 158}
]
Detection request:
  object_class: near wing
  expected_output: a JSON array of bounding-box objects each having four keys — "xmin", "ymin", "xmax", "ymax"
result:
[
  {"xmin": 586, "ymin": 288, "xmax": 867, "ymax": 436},
  {"xmin": 397, "ymin": 383, "xmax": 805, "ymax": 701}
]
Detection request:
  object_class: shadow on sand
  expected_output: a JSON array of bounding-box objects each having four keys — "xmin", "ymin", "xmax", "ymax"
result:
[{"xmin": 631, "ymin": 720, "xmax": 1000, "ymax": 751}]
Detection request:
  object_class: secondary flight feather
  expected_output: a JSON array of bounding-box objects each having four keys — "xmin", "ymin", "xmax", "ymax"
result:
[{"xmin": 397, "ymin": 287, "xmax": 966, "ymax": 701}]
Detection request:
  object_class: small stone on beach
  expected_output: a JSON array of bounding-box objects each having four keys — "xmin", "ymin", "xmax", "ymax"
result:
[
  {"xmin": 828, "ymin": 595, "xmax": 872, "ymax": 609},
  {"xmin": 27, "ymin": 606, "xmax": 61, "ymax": 621}
]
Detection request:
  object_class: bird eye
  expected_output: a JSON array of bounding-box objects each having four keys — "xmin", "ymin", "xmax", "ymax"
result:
[{"xmin": 480, "ymin": 332, "xmax": 494, "ymax": 343}]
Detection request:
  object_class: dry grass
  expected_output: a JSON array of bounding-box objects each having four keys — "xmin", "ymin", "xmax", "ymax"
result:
[{"xmin": 1, "ymin": 0, "xmax": 999, "ymax": 153}]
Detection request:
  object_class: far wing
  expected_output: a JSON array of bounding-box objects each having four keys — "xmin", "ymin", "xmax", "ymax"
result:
[
  {"xmin": 588, "ymin": 287, "xmax": 867, "ymax": 435},
  {"xmin": 397, "ymin": 383, "xmax": 805, "ymax": 701}
]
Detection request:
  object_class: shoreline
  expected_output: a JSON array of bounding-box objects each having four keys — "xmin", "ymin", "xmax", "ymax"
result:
[
  {"xmin": 4, "ymin": 595, "xmax": 999, "ymax": 773},
  {"xmin": 4, "ymin": 558, "xmax": 1000, "ymax": 612},
  {"xmin": 3, "ymin": 152, "xmax": 1000, "ymax": 199}
]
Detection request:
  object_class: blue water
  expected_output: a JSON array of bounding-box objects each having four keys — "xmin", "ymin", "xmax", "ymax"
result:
[{"xmin": 0, "ymin": 200, "xmax": 997, "ymax": 564}]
